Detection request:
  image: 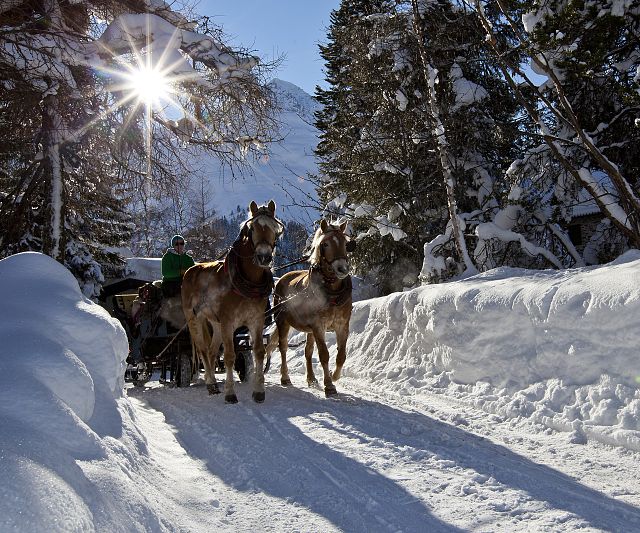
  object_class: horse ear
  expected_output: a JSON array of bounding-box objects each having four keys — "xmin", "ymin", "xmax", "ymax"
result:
[
  {"xmin": 249, "ymin": 201, "xmax": 258, "ymax": 217},
  {"xmin": 268, "ymin": 199, "xmax": 276, "ymax": 214},
  {"xmin": 320, "ymin": 219, "xmax": 330, "ymax": 233},
  {"xmin": 339, "ymin": 220, "xmax": 348, "ymax": 233}
]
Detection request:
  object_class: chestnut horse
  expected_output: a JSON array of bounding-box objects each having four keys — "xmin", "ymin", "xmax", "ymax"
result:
[
  {"xmin": 182, "ymin": 200, "xmax": 283, "ymax": 403},
  {"xmin": 266, "ymin": 220, "xmax": 353, "ymax": 396}
]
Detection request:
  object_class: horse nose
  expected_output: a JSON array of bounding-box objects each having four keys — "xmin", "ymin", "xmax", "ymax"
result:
[
  {"xmin": 257, "ymin": 253, "xmax": 273, "ymax": 266},
  {"xmin": 336, "ymin": 263, "xmax": 350, "ymax": 276}
]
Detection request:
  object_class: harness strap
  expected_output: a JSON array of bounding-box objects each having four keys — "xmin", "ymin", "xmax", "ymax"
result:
[
  {"xmin": 225, "ymin": 241, "xmax": 274, "ymax": 299},
  {"xmin": 309, "ymin": 264, "xmax": 352, "ymax": 307}
]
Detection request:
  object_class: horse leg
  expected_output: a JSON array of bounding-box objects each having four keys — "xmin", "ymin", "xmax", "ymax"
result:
[
  {"xmin": 278, "ymin": 321, "xmax": 292, "ymax": 386},
  {"xmin": 221, "ymin": 324, "xmax": 238, "ymax": 403},
  {"xmin": 331, "ymin": 320, "xmax": 348, "ymax": 382},
  {"xmin": 204, "ymin": 326, "xmax": 222, "ymax": 395},
  {"xmin": 312, "ymin": 327, "xmax": 337, "ymax": 396},
  {"xmin": 305, "ymin": 332, "xmax": 318, "ymax": 387},
  {"xmin": 249, "ymin": 318, "xmax": 267, "ymax": 403},
  {"xmin": 189, "ymin": 317, "xmax": 219, "ymax": 394}
]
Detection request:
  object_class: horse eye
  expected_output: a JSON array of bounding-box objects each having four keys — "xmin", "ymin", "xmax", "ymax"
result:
[{"xmin": 321, "ymin": 242, "xmax": 328, "ymax": 248}]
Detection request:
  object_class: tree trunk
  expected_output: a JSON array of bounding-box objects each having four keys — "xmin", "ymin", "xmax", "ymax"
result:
[
  {"xmin": 41, "ymin": 93, "xmax": 66, "ymax": 262},
  {"xmin": 410, "ymin": 0, "xmax": 475, "ymax": 273}
]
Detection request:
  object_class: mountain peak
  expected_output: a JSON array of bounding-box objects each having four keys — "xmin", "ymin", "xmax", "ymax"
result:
[{"xmin": 268, "ymin": 78, "xmax": 321, "ymax": 123}]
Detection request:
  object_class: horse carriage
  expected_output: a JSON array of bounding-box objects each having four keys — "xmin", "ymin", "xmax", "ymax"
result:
[
  {"xmin": 99, "ymin": 266, "xmax": 265, "ymax": 388},
  {"xmin": 100, "ymin": 200, "xmax": 354, "ymax": 403}
]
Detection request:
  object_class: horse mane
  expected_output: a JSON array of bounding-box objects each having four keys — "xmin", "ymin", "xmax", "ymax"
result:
[{"xmin": 309, "ymin": 222, "xmax": 342, "ymax": 266}]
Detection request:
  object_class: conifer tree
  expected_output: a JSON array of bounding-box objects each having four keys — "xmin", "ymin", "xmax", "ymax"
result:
[
  {"xmin": 472, "ymin": 0, "xmax": 640, "ymax": 265},
  {"xmin": 316, "ymin": 0, "xmax": 520, "ymax": 291}
]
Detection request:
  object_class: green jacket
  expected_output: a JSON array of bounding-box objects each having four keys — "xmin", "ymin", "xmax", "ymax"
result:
[{"xmin": 161, "ymin": 248, "xmax": 195, "ymax": 282}]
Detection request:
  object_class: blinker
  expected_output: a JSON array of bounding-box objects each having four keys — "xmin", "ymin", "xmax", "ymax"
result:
[{"xmin": 346, "ymin": 240, "xmax": 356, "ymax": 253}]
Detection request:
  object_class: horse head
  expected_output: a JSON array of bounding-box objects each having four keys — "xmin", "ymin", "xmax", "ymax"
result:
[
  {"xmin": 242, "ymin": 200, "xmax": 284, "ymax": 268},
  {"xmin": 311, "ymin": 219, "xmax": 354, "ymax": 280}
]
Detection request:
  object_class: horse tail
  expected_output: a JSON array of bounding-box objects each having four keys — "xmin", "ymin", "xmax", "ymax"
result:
[{"xmin": 265, "ymin": 326, "xmax": 279, "ymax": 357}]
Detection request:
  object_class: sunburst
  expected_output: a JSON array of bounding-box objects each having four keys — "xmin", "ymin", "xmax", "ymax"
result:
[
  {"xmin": 123, "ymin": 63, "xmax": 173, "ymax": 108},
  {"xmin": 73, "ymin": 16, "xmax": 209, "ymax": 164}
]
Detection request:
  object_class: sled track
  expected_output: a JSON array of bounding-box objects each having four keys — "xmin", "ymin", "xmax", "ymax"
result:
[{"xmin": 128, "ymin": 374, "xmax": 640, "ymax": 532}]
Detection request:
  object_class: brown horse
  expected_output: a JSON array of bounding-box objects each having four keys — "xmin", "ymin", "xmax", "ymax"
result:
[
  {"xmin": 182, "ymin": 200, "xmax": 283, "ymax": 403},
  {"xmin": 266, "ymin": 220, "xmax": 353, "ymax": 396}
]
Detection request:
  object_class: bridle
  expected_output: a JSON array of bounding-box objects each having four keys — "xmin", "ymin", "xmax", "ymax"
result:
[
  {"xmin": 223, "ymin": 209, "xmax": 283, "ymax": 299},
  {"xmin": 315, "ymin": 229, "xmax": 353, "ymax": 276},
  {"xmin": 238, "ymin": 209, "xmax": 284, "ymax": 263}
]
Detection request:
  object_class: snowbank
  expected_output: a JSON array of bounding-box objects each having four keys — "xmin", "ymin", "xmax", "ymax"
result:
[
  {"xmin": 317, "ymin": 251, "xmax": 640, "ymax": 451},
  {"xmin": 0, "ymin": 252, "xmax": 129, "ymax": 529}
]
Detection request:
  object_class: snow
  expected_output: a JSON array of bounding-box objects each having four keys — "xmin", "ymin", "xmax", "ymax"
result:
[
  {"xmin": 124, "ymin": 257, "xmax": 162, "ymax": 281},
  {"xmin": 2, "ymin": 250, "xmax": 640, "ymax": 531},
  {"xmin": 450, "ymin": 63, "xmax": 488, "ymax": 111}
]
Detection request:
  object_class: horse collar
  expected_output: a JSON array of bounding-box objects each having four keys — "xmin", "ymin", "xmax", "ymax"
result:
[
  {"xmin": 309, "ymin": 264, "xmax": 352, "ymax": 307},
  {"xmin": 225, "ymin": 241, "xmax": 273, "ymax": 299}
]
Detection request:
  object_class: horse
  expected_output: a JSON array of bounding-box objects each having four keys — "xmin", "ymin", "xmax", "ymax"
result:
[
  {"xmin": 181, "ymin": 200, "xmax": 283, "ymax": 403},
  {"xmin": 266, "ymin": 219, "xmax": 353, "ymax": 396}
]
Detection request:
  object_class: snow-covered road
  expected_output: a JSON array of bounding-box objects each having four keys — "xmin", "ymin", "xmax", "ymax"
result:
[
  {"xmin": 4, "ymin": 252, "xmax": 640, "ymax": 531},
  {"xmin": 125, "ymin": 373, "xmax": 640, "ymax": 532}
]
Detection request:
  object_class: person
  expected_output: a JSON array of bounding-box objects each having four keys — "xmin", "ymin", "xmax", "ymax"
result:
[{"xmin": 161, "ymin": 234, "xmax": 195, "ymax": 297}]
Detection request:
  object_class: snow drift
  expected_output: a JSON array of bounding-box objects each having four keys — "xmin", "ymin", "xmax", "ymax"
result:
[
  {"xmin": 2, "ymin": 249, "xmax": 640, "ymax": 530},
  {"xmin": 0, "ymin": 252, "xmax": 129, "ymax": 529},
  {"xmin": 317, "ymin": 250, "xmax": 640, "ymax": 450}
]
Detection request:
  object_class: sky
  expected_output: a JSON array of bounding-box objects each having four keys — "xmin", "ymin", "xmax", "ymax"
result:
[
  {"xmin": 195, "ymin": 0, "xmax": 341, "ymax": 95},
  {"xmin": 2, "ymin": 250, "xmax": 640, "ymax": 530}
]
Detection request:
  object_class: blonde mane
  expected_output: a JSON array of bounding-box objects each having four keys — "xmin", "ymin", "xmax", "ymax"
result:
[
  {"xmin": 309, "ymin": 222, "xmax": 343, "ymax": 266},
  {"xmin": 308, "ymin": 227, "xmax": 325, "ymax": 266}
]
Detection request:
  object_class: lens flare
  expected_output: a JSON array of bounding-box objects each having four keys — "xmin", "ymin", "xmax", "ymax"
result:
[{"xmin": 126, "ymin": 66, "xmax": 171, "ymax": 107}]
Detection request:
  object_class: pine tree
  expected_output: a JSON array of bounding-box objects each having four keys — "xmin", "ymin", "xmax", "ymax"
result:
[
  {"xmin": 316, "ymin": 0, "xmax": 520, "ymax": 291},
  {"xmin": 473, "ymin": 0, "xmax": 640, "ymax": 265}
]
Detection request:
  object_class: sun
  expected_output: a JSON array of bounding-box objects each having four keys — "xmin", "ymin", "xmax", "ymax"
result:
[{"xmin": 126, "ymin": 65, "xmax": 172, "ymax": 107}]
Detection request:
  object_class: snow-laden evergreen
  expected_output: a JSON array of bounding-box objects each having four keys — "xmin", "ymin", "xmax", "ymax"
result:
[{"xmin": 314, "ymin": 0, "xmax": 640, "ymax": 293}]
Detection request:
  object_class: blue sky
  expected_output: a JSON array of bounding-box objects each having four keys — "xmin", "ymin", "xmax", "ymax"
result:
[{"xmin": 196, "ymin": 0, "xmax": 341, "ymax": 95}]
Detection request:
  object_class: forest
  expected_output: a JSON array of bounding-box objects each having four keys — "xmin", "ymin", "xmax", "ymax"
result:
[{"xmin": 1, "ymin": 0, "xmax": 638, "ymax": 296}]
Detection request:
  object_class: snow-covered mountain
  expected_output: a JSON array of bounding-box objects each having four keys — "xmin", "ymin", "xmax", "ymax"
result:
[{"xmin": 199, "ymin": 79, "xmax": 321, "ymax": 226}]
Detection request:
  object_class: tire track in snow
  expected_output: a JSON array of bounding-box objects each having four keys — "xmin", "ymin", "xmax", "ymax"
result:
[{"xmin": 131, "ymin": 379, "xmax": 460, "ymax": 532}]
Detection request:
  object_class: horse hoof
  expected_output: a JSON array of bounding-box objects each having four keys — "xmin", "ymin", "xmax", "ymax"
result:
[
  {"xmin": 225, "ymin": 394, "xmax": 238, "ymax": 404},
  {"xmin": 207, "ymin": 384, "xmax": 220, "ymax": 395},
  {"xmin": 308, "ymin": 379, "xmax": 319, "ymax": 388},
  {"xmin": 324, "ymin": 386, "xmax": 338, "ymax": 397},
  {"xmin": 281, "ymin": 378, "xmax": 292, "ymax": 386},
  {"xmin": 252, "ymin": 391, "xmax": 265, "ymax": 403}
]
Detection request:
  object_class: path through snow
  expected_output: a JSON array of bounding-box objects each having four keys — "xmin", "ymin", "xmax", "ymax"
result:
[{"xmin": 124, "ymin": 373, "xmax": 640, "ymax": 532}]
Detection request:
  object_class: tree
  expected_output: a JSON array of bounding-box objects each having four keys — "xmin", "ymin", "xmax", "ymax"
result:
[
  {"xmin": 315, "ymin": 0, "xmax": 520, "ymax": 291},
  {"xmin": 470, "ymin": 0, "xmax": 640, "ymax": 264},
  {"xmin": 0, "ymin": 0, "xmax": 277, "ymax": 296}
]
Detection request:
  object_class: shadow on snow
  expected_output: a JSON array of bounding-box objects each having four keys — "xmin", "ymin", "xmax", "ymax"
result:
[{"xmin": 130, "ymin": 381, "xmax": 640, "ymax": 532}]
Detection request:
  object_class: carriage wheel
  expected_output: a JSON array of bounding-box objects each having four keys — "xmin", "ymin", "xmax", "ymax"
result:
[{"xmin": 175, "ymin": 352, "xmax": 192, "ymax": 388}]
